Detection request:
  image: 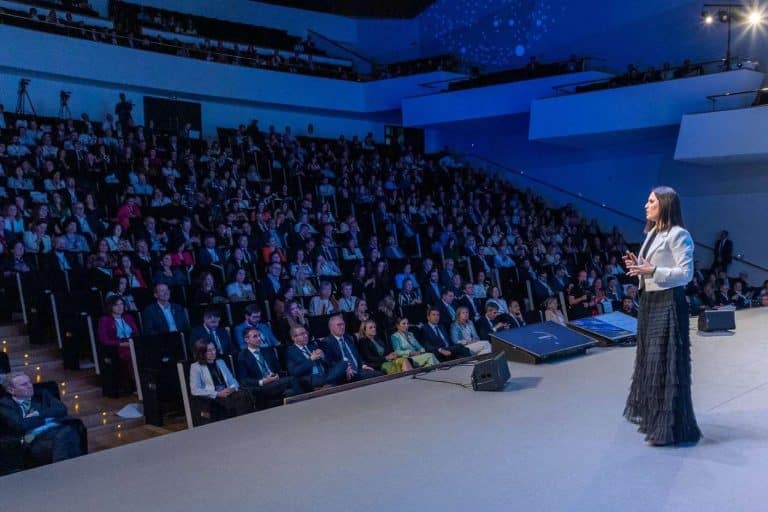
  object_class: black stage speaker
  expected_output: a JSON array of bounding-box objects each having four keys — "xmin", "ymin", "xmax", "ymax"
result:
[
  {"xmin": 471, "ymin": 352, "xmax": 510, "ymax": 391},
  {"xmin": 698, "ymin": 309, "xmax": 736, "ymax": 332}
]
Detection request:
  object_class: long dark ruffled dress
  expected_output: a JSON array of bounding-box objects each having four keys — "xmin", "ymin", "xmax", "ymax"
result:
[{"xmin": 624, "ymin": 286, "xmax": 701, "ymax": 445}]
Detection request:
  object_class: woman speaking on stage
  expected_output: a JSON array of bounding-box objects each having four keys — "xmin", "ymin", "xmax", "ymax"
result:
[{"xmin": 623, "ymin": 186, "xmax": 701, "ymax": 446}]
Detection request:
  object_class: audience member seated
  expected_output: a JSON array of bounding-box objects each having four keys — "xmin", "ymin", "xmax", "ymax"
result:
[
  {"xmin": 192, "ymin": 271, "xmax": 227, "ymax": 304},
  {"xmin": 507, "ymin": 300, "xmax": 527, "ymax": 328},
  {"xmin": 390, "ymin": 317, "xmax": 439, "ymax": 369},
  {"xmin": 544, "ymin": 297, "xmax": 566, "ymax": 326},
  {"xmin": 434, "ymin": 289, "xmax": 457, "ymax": 331},
  {"xmin": 286, "ymin": 325, "xmax": 346, "ymax": 391},
  {"xmin": 115, "ymin": 254, "xmax": 147, "ymax": 288},
  {"xmin": 357, "ymin": 319, "xmax": 413, "ymax": 375},
  {"xmin": 308, "ymin": 280, "xmax": 336, "ymax": 316},
  {"xmin": 421, "ymin": 308, "xmax": 471, "ymax": 362},
  {"xmin": 0, "ymin": 372, "xmax": 83, "ymax": 468},
  {"xmin": 190, "ymin": 308, "xmax": 235, "ymax": 357},
  {"xmin": 226, "ymin": 268, "xmax": 256, "ymax": 302},
  {"xmin": 730, "ymin": 281, "xmax": 751, "ymax": 309},
  {"xmin": 397, "ymin": 278, "xmax": 421, "ymax": 308},
  {"xmin": 105, "ymin": 276, "xmax": 139, "ymax": 312},
  {"xmin": 197, "ymin": 234, "xmax": 225, "ymax": 266},
  {"xmin": 150, "ymin": 253, "xmax": 185, "ymax": 286},
  {"xmin": 259, "ymin": 261, "xmax": 284, "ymax": 304},
  {"xmin": 237, "ymin": 327, "xmax": 300, "ymax": 405},
  {"xmin": 476, "ymin": 303, "xmax": 510, "ymax": 341},
  {"xmin": 450, "ymin": 306, "xmax": 492, "ymax": 355},
  {"xmin": 141, "ymin": 283, "xmax": 190, "ymax": 335},
  {"xmin": 189, "ymin": 340, "xmax": 254, "ymax": 419},
  {"xmin": 336, "ymin": 281, "xmax": 358, "ymax": 313},
  {"xmin": 291, "ymin": 267, "xmax": 317, "ymax": 297},
  {"xmin": 456, "ymin": 281, "xmax": 482, "ymax": 320},
  {"xmin": 97, "ymin": 295, "xmax": 139, "ymax": 391},
  {"xmin": 321, "ymin": 315, "xmax": 381, "ymax": 383},
  {"xmin": 233, "ymin": 304, "xmax": 281, "ymax": 352}
]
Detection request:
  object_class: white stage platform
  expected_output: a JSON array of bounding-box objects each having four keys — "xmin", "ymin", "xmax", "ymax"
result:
[{"xmin": 2, "ymin": 308, "xmax": 768, "ymax": 511}]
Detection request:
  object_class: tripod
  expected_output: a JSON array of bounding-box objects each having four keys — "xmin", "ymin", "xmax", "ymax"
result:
[
  {"xmin": 59, "ymin": 92, "xmax": 72, "ymax": 119},
  {"xmin": 15, "ymin": 80, "xmax": 36, "ymax": 116}
]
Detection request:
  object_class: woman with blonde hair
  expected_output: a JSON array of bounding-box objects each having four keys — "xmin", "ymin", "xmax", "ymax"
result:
[
  {"xmin": 543, "ymin": 296, "xmax": 566, "ymax": 326},
  {"xmin": 450, "ymin": 306, "xmax": 492, "ymax": 355},
  {"xmin": 357, "ymin": 320, "xmax": 413, "ymax": 375}
]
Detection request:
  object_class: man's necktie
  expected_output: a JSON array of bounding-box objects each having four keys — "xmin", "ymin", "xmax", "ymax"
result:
[
  {"xmin": 254, "ymin": 352, "xmax": 271, "ymax": 377},
  {"xmin": 338, "ymin": 338, "xmax": 357, "ymax": 369},
  {"xmin": 434, "ymin": 325, "xmax": 448, "ymax": 347},
  {"xmin": 302, "ymin": 346, "xmax": 321, "ymax": 375}
]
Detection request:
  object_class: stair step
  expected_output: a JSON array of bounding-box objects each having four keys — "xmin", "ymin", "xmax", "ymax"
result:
[
  {"xmin": 88, "ymin": 423, "xmax": 184, "ymax": 452},
  {"xmin": 69, "ymin": 395, "xmax": 136, "ymax": 418},
  {"xmin": 82, "ymin": 414, "xmax": 145, "ymax": 433},
  {"xmin": 0, "ymin": 324, "xmax": 25, "ymax": 337},
  {"xmin": 1, "ymin": 335, "xmax": 35, "ymax": 351}
]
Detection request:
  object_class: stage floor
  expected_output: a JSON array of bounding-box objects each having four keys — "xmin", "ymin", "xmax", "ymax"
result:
[{"xmin": 2, "ymin": 308, "xmax": 768, "ymax": 511}]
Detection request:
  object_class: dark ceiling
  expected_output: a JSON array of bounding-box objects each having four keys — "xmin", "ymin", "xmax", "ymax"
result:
[{"xmin": 252, "ymin": 0, "xmax": 436, "ymax": 19}]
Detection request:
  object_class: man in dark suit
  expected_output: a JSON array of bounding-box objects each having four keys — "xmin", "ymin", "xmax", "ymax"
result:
[
  {"xmin": 286, "ymin": 325, "xmax": 347, "ymax": 391},
  {"xmin": 435, "ymin": 289, "xmax": 457, "ymax": 331},
  {"xmin": 237, "ymin": 327, "xmax": 301, "ymax": 406},
  {"xmin": 421, "ymin": 307, "xmax": 470, "ymax": 361},
  {"xmin": 456, "ymin": 282, "xmax": 482, "ymax": 320},
  {"xmin": 439, "ymin": 258, "xmax": 456, "ymax": 289},
  {"xmin": 0, "ymin": 372, "xmax": 83, "ymax": 470},
  {"xmin": 549, "ymin": 267, "xmax": 569, "ymax": 294},
  {"xmin": 43, "ymin": 236, "xmax": 85, "ymax": 290},
  {"xmin": 258, "ymin": 261, "xmax": 283, "ymax": 304},
  {"xmin": 320, "ymin": 315, "xmax": 380, "ymax": 383},
  {"xmin": 190, "ymin": 308, "xmax": 234, "ymax": 356},
  {"xmin": 532, "ymin": 271, "xmax": 555, "ymax": 305},
  {"xmin": 712, "ymin": 230, "xmax": 733, "ymax": 273},
  {"xmin": 141, "ymin": 283, "xmax": 190, "ymax": 335},
  {"xmin": 507, "ymin": 300, "xmax": 527, "ymax": 329},
  {"xmin": 476, "ymin": 302, "xmax": 510, "ymax": 341},
  {"xmin": 196, "ymin": 234, "xmax": 226, "ymax": 266},
  {"xmin": 423, "ymin": 269, "xmax": 442, "ymax": 307}
]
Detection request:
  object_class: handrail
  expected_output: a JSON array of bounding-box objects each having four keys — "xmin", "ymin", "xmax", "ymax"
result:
[
  {"xmin": 706, "ymin": 87, "xmax": 767, "ymax": 110},
  {"xmin": 552, "ymin": 58, "xmax": 731, "ymax": 95},
  {"xmin": 0, "ymin": 11, "xmax": 358, "ymax": 80},
  {"xmin": 706, "ymin": 87, "xmax": 768, "ymax": 100},
  {"xmin": 459, "ymin": 153, "xmax": 768, "ymax": 273},
  {"xmin": 307, "ymin": 28, "xmax": 376, "ymax": 66}
]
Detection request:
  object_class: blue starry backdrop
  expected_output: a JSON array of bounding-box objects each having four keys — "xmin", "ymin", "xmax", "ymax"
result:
[{"xmin": 418, "ymin": 0, "xmax": 767, "ymax": 71}]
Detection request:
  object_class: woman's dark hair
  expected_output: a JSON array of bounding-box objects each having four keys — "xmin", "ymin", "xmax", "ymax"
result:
[
  {"xmin": 193, "ymin": 339, "xmax": 213, "ymax": 364},
  {"xmin": 104, "ymin": 294, "xmax": 124, "ymax": 315},
  {"xmin": 645, "ymin": 186, "xmax": 684, "ymax": 233}
]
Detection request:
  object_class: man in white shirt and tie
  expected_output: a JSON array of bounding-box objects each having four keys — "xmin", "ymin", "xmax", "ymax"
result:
[{"xmin": 237, "ymin": 327, "xmax": 300, "ymax": 406}]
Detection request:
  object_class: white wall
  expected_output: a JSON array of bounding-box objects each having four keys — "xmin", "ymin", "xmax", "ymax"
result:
[
  {"xmin": 675, "ymin": 105, "xmax": 768, "ymax": 162},
  {"xmin": 127, "ymin": 0, "xmax": 358, "ymax": 41},
  {"xmin": 0, "ymin": 70, "xmax": 383, "ymax": 141},
  {"xmin": 0, "ymin": 25, "xmax": 459, "ymax": 114}
]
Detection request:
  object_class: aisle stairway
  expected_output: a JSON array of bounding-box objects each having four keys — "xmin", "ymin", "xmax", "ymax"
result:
[{"xmin": 1, "ymin": 323, "xmax": 185, "ymax": 454}]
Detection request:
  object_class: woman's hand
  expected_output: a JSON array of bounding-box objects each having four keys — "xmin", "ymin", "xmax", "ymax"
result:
[
  {"xmin": 622, "ymin": 251, "xmax": 638, "ymax": 268},
  {"xmin": 627, "ymin": 260, "xmax": 655, "ymax": 277}
]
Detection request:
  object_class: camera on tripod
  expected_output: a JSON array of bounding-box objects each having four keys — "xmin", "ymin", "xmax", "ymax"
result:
[
  {"xmin": 60, "ymin": 91, "xmax": 72, "ymax": 101},
  {"xmin": 18, "ymin": 78, "xmax": 31, "ymax": 90}
]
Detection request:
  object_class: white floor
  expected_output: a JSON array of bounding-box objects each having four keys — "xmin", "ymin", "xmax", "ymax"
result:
[{"xmin": 2, "ymin": 308, "xmax": 768, "ymax": 512}]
